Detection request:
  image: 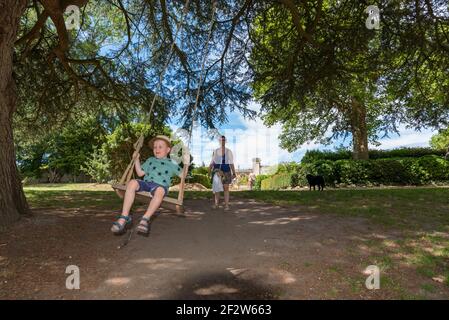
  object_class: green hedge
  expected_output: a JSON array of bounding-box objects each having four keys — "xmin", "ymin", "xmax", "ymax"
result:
[
  {"xmin": 275, "ymin": 162, "xmax": 301, "ymax": 174},
  {"xmin": 258, "ymin": 155, "xmax": 449, "ymax": 190},
  {"xmin": 299, "ymin": 160, "xmax": 337, "ymax": 185},
  {"xmin": 171, "ymin": 173, "xmax": 211, "ymax": 188},
  {"xmin": 254, "ymin": 174, "xmax": 269, "ymax": 190},
  {"xmin": 332, "ymin": 156, "xmax": 449, "ymax": 185},
  {"xmin": 192, "ymin": 166, "xmax": 209, "ymax": 175},
  {"xmin": 186, "ymin": 173, "xmax": 211, "ymax": 188},
  {"xmin": 261, "ymin": 173, "xmax": 293, "ymax": 190},
  {"xmin": 302, "ymin": 147, "xmax": 446, "ymax": 163}
]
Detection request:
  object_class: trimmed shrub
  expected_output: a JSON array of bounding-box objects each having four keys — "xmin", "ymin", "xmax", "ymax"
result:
[
  {"xmin": 192, "ymin": 166, "xmax": 209, "ymax": 175},
  {"xmin": 301, "ymin": 149, "xmax": 352, "ymax": 163},
  {"xmin": 187, "ymin": 173, "xmax": 211, "ymax": 188},
  {"xmin": 370, "ymin": 148, "xmax": 446, "ymax": 159},
  {"xmin": 297, "ymin": 160, "xmax": 338, "ymax": 186},
  {"xmin": 334, "ymin": 160, "xmax": 370, "ymax": 185},
  {"xmin": 261, "ymin": 173, "xmax": 293, "ymax": 190},
  {"xmin": 302, "ymin": 147, "xmax": 446, "ymax": 163},
  {"xmin": 413, "ymin": 155, "xmax": 449, "ymax": 183},
  {"xmin": 276, "ymin": 162, "xmax": 301, "ymax": 174},
  {"xmin": 401, "ymin": 158, "xmax": 428, "ymax": 184},
  {"xmin": 254, "ymin": 174, "xmax": 269, "ymax": 190},
  {"xmin": 290, "ymin": 173, "xmax": 300, "ymax": 188},
  {"xmin": 314, "ymin": 160, "xmax": 338, "ymax": 185},
  {"xmin": 367, "ymin": 159, "xmax": 409, "ymax": 184}
]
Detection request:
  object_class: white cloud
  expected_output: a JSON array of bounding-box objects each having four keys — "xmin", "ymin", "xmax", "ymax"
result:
[{"xmin": 372, "ymin": 125, "xmax": 436, "ymax": 149}]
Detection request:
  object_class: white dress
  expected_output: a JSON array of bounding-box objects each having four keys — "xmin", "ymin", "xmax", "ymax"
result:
[{"xmin": 210, "ymin": 147, "xmax": 234, "ymax": 187}]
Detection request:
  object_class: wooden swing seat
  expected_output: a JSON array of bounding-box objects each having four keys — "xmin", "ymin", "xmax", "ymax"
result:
[
  {"xmin": 111, "ymin": 183, "xmax": 185, "ymax": 213},
  {"xmin": 111, "ymin": 136, "xmax": 189, "ymax": 215}
]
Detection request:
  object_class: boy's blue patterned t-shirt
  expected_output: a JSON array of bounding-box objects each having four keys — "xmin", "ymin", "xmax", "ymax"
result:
[{"xmin": 141, "ymin": 157, "xmax": 182, "ymax": 188}]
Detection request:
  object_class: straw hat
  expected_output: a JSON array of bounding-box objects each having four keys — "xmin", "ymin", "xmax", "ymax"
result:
[{"xmin": 148, "ymin": 135, "xmax": 172, "ymax": 149}]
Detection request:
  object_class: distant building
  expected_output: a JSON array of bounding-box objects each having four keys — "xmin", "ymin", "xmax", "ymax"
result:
[
  {"xmin": 253, "ymin": 158, "xmax": 268, "ymax": 176},
  {"xmin": 236, "ymin": 168, "xmax": 252, "ymax": 174},
  {"xmin": 235, "ymin": 158, "xmax": 268, "ymax": 176},
  {"xmin": 252, "ymin": 157, "xmax": 261, "ymax": 175}
]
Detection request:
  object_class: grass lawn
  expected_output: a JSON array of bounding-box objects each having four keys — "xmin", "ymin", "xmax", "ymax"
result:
[
  {"xmin": 23, "ymin": 183, "xmax": 449, "ymax": 297},
  {"xmin": 237, "ymin": 187, "xmax": 449, "ymax": 294},
  {"xmin": 238, "ymin": 187, "xmax": 449, "ymax": 229}
]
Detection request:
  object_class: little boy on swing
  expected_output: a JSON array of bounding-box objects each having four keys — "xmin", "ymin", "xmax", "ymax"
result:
[{"xmin": 111, "ymin": 135, "xmax": 186, "ymax": 236}]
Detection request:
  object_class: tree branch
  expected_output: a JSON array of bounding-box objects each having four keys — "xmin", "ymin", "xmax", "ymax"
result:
[
  {"xmin": 15, "ymin": 9, "xmax": 49, "ymax": 46},
  {"xmin": 277, "ymin": 0, "xmax": 318, "ymax": 46}
]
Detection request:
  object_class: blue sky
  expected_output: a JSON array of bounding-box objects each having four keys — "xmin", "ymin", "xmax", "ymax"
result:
[{"xmin": 169, "ymin": 102, "xmax": 437, "ymax": 170}]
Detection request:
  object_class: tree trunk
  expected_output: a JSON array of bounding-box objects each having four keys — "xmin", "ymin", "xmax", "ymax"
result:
[
  {"xmin": 350, "ymin": 97, "xmax": 369, "ymax": 160},
  {"xmin": 0, "ymin": 0, "xmax": 30, "ymax": 229},
  {"xmin": 48, "ymin": 168, "xmax": 61, "ymax": 183}
]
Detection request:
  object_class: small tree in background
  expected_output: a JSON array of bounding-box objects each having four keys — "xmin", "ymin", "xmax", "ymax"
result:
[
  {"xmin": 16, "ymin": 116, "xmax": 106, "ymax": 182},
  {"xmin": 80, "ymin": 148, "xmax": 111, "ymax": 183},
  {"xmin": 430, "ymin": 128, "xmax": 449, "ymax": 150}
]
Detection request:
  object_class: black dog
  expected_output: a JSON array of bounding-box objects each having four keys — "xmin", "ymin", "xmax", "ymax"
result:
[{"xmin": 306, "ymin": 174, "xmax": 325, "ymax": 191}]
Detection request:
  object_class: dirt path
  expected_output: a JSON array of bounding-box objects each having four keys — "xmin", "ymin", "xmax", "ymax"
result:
[
  {"xmin": 0, "ymin": 198, "xmax": 439, "ymax": 299},
  {"xmin": 79, "ymin": 199, "xmax": 371, "ymax": 300}
]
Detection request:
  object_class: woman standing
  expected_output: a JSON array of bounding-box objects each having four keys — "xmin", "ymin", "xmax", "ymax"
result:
[{"xmin": 209, "ymin": 136, "xmax": 236, "ymax": 210}]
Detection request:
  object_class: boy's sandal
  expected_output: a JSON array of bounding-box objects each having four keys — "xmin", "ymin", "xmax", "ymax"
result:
[
  {"xmin": 137, "ymin": 217, "xmax": 151, "ymax": 236},
  {"xmin": 111, "ymin": 215, "xmax": 132, "ymax": 234}
]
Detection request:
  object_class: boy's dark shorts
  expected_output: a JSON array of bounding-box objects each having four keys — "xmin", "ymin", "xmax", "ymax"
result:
[{"xmin": 137, "ymin": 180, "xmax": 168, "ymax": 197}]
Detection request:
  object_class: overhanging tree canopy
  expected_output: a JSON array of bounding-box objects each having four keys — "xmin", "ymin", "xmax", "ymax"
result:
[
  {"xmin": 2, "ymin": 0, "xmax": 257, "ymax": 226},
  {"xmin": 247, "ymin": 0, "xmax": 449, "ymax": 159}
]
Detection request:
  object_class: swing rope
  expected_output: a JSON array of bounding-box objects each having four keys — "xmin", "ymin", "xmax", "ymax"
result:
[
  {"xmin": 187, "ymin": 1, "xmax": 217, "ymax": 149},
  {"xmin": 175, "ymin": 1, "xmax": 217, "ymax": 204},
  {"xmin": 118, "ymin": 0, "xmax": 217, "ymax": 187},
  {"xmin": 118, "ymin": 0, "xmax": 191, "ymax": 186}
]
